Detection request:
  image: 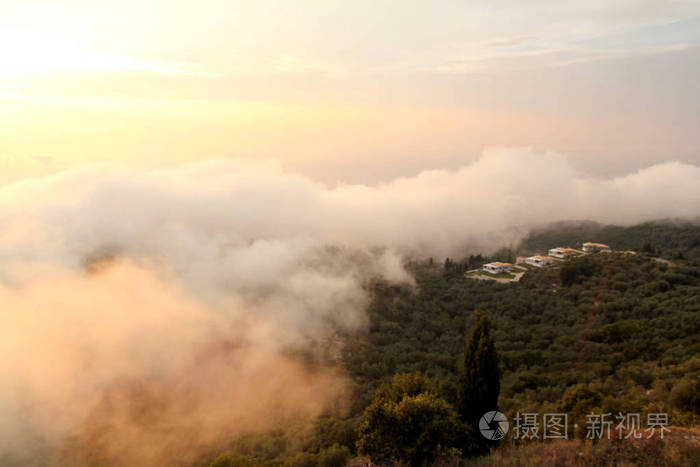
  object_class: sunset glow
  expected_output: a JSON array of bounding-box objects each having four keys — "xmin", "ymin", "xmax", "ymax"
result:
[
  {"xmin": 2, "ymin": 1, "xmax": 700, "ymax": 185},
  {"xmin": 1, "ymin": 2, "xmax": 699, "ymax": 466}
]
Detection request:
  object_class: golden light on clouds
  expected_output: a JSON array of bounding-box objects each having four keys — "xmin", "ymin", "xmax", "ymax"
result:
[
  {"xmin": 0, "ymin": 3, "xmax": 699, "ymax": 464},
  {"xmin": 1, "ymin": 0, "xmax": 699, "ymax": 185},
  {"xmin": 0, "ymin": 26, "xmax": 218, "ymax": 82}
]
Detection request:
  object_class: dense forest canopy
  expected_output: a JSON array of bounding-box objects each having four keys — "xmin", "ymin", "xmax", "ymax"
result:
[
  {"xmin": 347, "ymin": 251, "xmax": 699, "ymax": 415},
  {"xmin": 209, "ymin": 221, "xmax": 700, "ymax": 466},
  {"xmin": 518, "ymin": 219, "xmax": 700, "ymax": 261}
]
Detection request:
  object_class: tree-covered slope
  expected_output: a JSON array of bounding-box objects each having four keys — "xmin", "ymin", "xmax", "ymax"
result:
[
  {"xmin": 206, "ymin": 236, "xmax": 700, "ymax": 466},
  {"xmin": 519, "ymin": 220, "xmax": 700, "ymax": 260},
  {"xmin": 345, "ymin": 252, "xmax": 700, "ymax": 427}
]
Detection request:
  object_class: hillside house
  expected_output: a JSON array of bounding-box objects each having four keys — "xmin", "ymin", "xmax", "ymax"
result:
[
  {"xmin": 525, "ymin": 255, "xmax": 553, "ymax": 267},
  {"xmin": 483, "ymin": 262, "xmax": 513, "ymax": 274},
  {"xmin": 583, "ymin": 242, "xmax": 611, "ymax": 252},
  {"xmin": 548, "ymin": 247, "xmax": 577, "ymax": 258}
]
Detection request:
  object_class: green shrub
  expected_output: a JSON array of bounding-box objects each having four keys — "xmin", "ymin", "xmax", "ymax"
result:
[{"xmin": 669, "ymin": 378, "xmax": 700, "ymax": 414}]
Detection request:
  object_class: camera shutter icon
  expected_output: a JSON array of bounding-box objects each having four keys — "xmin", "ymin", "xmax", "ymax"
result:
[{"xmin": 479, "ymin": 411, "xmax": 509, "ymax": 440}]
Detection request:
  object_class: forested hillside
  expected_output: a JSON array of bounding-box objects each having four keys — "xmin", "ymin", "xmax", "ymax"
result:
[
  {"xmin": 347, "ymin": 253, "xmax": 699, "ymax": 420},
  {"xmin": 208, "ymin": 232, "xmax": 700, "ymax": 466},
  {"xmin": 518, "ymin": 220, "xmax": 700, "ymax": 261}
]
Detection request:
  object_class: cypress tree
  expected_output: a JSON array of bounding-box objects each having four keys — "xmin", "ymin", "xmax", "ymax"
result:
[{"xmin": 457, "ymin": 311, "xmax": 500, "ymax": 454}]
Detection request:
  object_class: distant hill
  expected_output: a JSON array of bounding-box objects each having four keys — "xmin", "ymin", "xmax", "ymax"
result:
[
  {"xmin": 204, "ymin": 249, "xmax": 700, "ymax": 465},
  {"xmin": 519, "ymin": 219, "xmax": 700, "ymax": 261}
]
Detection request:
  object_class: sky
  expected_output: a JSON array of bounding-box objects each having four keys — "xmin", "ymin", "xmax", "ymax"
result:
[
  {"xmin": 1, "ymin": 0, "xmax": 700, "ymax": 184},
  {"xmin": 1, "ymin": 4, "xmax": 700, "ymax": 463}
]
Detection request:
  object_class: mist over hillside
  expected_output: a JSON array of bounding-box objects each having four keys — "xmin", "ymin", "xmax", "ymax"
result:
[
  {"xmin": 0, "ymin": 150, "xmax": 698, "ymax": 465},
  {"xmin": 4, "ymin": 0, "xmax": 700, "ymax": 464}
]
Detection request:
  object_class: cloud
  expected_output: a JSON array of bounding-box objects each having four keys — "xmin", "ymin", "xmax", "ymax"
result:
[
  {"xmin": 0, "ymin": 261, "xmax": 348, "ymax": 466},
  {"xmin": 0, "ymin": 147, "xmax": 698, "ymax": 465},
  {"xmin": 0, "ymin": 26, "xmax": 220, "ymax": 79}
]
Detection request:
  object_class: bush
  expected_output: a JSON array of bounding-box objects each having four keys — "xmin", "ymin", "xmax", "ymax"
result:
[
  {"xmin": 316, "ymin": 444, "xmax": 352, "ymax": 467},
  {"xmin": 669, "ymin": 378, "xmax": 700, "ymax": 414},
  {"xmin": 358, "ymin": 374, "xmax": 460, "ymax": 465}
]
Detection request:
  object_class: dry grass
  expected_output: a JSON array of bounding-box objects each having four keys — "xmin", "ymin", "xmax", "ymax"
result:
[{"xmin": 467, "ymin": 426, "xmax": 700, "ymax": 467}]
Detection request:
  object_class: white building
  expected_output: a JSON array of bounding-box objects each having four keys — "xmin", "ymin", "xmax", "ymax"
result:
[
  {"xmin": 548, "ymin": 247, "xmax": 577, "ymax": 258},
  {"xmin": 525, "ymin": 255, "xmax": 553, "ymax": 267},
  {"xmin": 582, "ymin": 242, "xmax": 611, "ymax": 253},
  {"xmin": 482, "ymin": 262, "xmax": 513, "ymax": 274}
]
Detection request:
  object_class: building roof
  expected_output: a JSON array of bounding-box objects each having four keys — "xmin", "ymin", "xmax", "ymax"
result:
[
  {"xmin": 549, "ymin": 247, "xmax": 577, "ymax": 256},
  {"xmin": 583, "ymin": 242, "xmax": 610, "ymax": 248},
  {"xmin": 484, "ymin": 262, "xmax": 512, "ymax": 267},
  {"xmin": 527, "ymin": 255, "xmax": 550, "ymax": 261}
]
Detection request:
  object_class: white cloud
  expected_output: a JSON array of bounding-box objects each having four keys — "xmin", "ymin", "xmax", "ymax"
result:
[{"xmin": 0, "ymin": 147, "xmax": 698, "ymax": 465}]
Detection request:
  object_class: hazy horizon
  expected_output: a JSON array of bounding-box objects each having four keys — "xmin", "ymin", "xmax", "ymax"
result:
[
  {"xmin": 1, "ymin": 2, "xmax": 699, "ymax": 465},
  {"xmin": 2, "ymin": 1, "xmax": 700, "ymax": 185}
]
